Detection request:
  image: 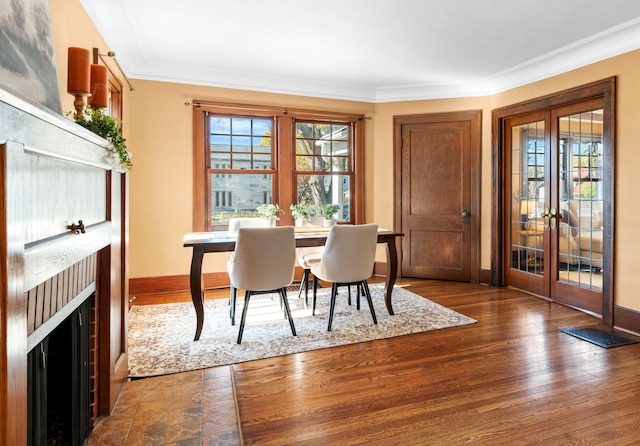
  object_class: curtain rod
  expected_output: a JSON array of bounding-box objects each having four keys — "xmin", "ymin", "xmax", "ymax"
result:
[
  {"xmin": 185, "ymin": 100, "xmax": 371, "ymax": 120},
  {"xmin": 94, "ymin": 48, "xmax": 135, "ymax": 92}
]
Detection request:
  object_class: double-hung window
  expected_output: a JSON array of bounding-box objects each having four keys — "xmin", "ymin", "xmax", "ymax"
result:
[
  {"xmin": 208, "ymin": 116, "xmax": 275, "ymax": 225},
  {"xmin": 193, "ymin": 103, "xmax": 364, "ymax": 231},
  {"xmin": 294, "ymin": 121, "xmax": 353, "ymax": 221}
]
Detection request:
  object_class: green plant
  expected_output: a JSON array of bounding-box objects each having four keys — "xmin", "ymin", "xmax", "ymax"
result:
[
  {"xmin": 580, "ymin": 182, "xmax": 596, "ymax": 198},
  {"xmin": 290, "ymin": 203, "xmax": 314, "ymax": 221},
  {"xmin": 72, "ymin": 107, "xmax": 132, "ymax": 170},
  {"xmin": 256, "ymin": 204, "xmax": 283, "ymax": 220},
  {"xmin": 322, "ymin": 204, "xmax": 340, "ymax": 220}
]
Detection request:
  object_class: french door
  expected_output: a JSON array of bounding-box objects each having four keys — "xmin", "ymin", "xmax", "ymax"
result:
[{"xmin": 498, "ymin": 80, "xmax": 615, "ymax": 320}]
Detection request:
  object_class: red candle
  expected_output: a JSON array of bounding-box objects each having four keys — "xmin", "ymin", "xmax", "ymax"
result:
[
  {"xmin": 67, "ymin": 47, "xmax": 91, "ymax": 94},
  {"xmin": 90, "ymin": 64, "xmax": 109, "ymax": 108}
]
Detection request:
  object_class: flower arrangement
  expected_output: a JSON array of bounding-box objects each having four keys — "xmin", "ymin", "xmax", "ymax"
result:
[
  {"xmin": 290, "ymin": 203, "xmax": 314, "ymax": 221},
  {"xmin": 322, "ymin": 204, "xmax": 340, "ymax": 220},
  {"xmin": 256, "ymin": 204, "xmax": 283, "ymax": 221}
]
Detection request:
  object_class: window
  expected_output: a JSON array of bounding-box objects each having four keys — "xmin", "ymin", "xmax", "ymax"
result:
[
  {"xmin": 295, "ymin": 122, "xmax": 352, "ymax": 222},
  {"xmin": 559, "ymin": 109, "xmax": 604, "ymax": 201},
  {"xmin": 207, "ymin": 116, "xmax": 275, "ymax": 226},
  {"xmin": 192, "ymin": 103, "xmax": 364, "ymax": 231}
]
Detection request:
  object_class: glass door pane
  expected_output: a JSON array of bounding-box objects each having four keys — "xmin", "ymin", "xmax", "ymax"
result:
[
  {"xmin": 556, "ymin": 109, "xmax": 603, "ymax": 291},
  {"xmin": 510, "ymin": 120, "xmax": 546, "ymax": 277}
]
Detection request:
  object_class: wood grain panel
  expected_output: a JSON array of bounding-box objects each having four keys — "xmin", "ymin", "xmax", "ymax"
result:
[
  {"xmin": 25, "ymin": 254, "xmax": 97, "ymax": 335},
  {"xmin": 1, "ymin": 88, "xmax": 127, "ymax": 445},
  {"xmin": 23, "ymin": 222, "xmax": 110, "ymax": 291},
  {"xmin": 395, "ymin": 110, "xmax": 480, "ymax": 283},
  {"xmin": 0, "ymin": 141, "xmax": 28, "ymax": 446},
  {"xmin": 98, "ymin": 172, "xmax": 128, "ymax": 414},
  {"xmin": 34, "ymin": 285, "xmax": 44, "ymax": 331},
  {"xmin": 0, "ymin": 88, "xmax": 119, "ymax": 170},
  {"xmin": 409, "ymin": 230, "xmax": 462, "ymax": 269},
  {"xmin": 23, "ymin": 153, "xmax": 106, "ymax": 244}
]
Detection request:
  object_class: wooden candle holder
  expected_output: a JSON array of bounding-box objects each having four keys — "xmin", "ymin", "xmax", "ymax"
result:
[{"xmin": 70, "ymin": 91, "xmax": 91, "ymax": 118}]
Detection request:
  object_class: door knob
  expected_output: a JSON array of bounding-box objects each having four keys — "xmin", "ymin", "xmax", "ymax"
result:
[
  {"xmin": 462, "ymin": 209, "xmax": 470, "ymax": 224},
  {"xmin": 540, "ymin": 208, "xmax": 558, "ymax": 229},
  {"xmin": 549, "ymin": 208, "xmax": 558, "ymax": 229}
]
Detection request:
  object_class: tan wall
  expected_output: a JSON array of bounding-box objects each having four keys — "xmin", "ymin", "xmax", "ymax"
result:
[
  {"xmin": 372, "ymin": 97, "xmax": 494, "ymax": 272},
  {"xmin": 126, "ymin": 81, "xmax": 373, "ymax": 278},
  {"xmin": 488, "ymin": 55, "xmax": 640, "ymax": 310},
  {"xmin": 48, "ymin": 0, "xmax": 640, "ymax": 311},
  {"xmin": 49, "ymin": 0, "xmax": 126, "ymax": 120}
]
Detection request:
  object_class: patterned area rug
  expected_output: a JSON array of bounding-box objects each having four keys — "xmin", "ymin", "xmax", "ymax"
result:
[{"xmin": 128, "ymin": 283, "xmax": 476, "ymax": 377}]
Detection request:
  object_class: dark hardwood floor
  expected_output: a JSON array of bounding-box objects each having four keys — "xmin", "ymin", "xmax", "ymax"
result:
[{"xmin": 95, "ymin": 279, "xmax": 640, "ymax": 445}]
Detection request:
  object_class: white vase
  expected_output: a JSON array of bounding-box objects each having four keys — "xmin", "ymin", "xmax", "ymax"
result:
[
  {"xmin": 263, "ymin": 219, "xmax": 277, "ymax": 227},
  {"xmin": 323, "ymin": 218, "xmax": 335, "ymax": 227}
]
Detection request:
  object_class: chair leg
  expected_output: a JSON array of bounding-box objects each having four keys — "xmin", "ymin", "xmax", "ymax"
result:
[
  {"xmin": 230, "ymin": 286, "xmax": 238, "ymax": 325},
  {"xmin": 312, "ymin": 276, "xmax": 319, "ymax": 315},
  {"xmin": 297, "ymin": 268, "xmax": 310, "ymax": 308},
  {"xmin": 327, "ymin": 282, "xmax": 339, "ymax": 332},
  {"xmin": 347, "ymin": 286, "xmax": 352, "ymax": 305},
  {"xmin": 361, "ymin": 281, "xmax": 377, "ymax": 324},
  {"xmin": 356, "ymin": 285, "xmax": 361, "ymax": 311},
  {"xmin": 277, "ymin": 289, "xmax": 290, "ymax": 319},
  {"xmin": 279, "ymin": 288, "xmax": 297, "ymax": 336},
  {"xmin": 237, "ymin": 291, "xmax": 252, "ymax": 344}
]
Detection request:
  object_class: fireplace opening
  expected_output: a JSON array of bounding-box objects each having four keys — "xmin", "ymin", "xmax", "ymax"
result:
[{"xmin": 28, "ymin": 295, "xmax": 92, "ymax": 446}]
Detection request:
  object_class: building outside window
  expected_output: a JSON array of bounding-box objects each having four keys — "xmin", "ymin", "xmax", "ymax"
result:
[{"xmin": 193, "ymin": 103, "xmax": 364, "ymax": 231}]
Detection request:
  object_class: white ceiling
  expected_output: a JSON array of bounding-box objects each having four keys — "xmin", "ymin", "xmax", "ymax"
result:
[{"xmin": 79, "ymin": 0, "xmax": 640, "ymax": 102}]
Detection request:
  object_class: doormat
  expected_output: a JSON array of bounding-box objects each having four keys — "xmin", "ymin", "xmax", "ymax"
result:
[{"xmin": 561, "ymin": 327, "xmax": 638, "ymax": 348}]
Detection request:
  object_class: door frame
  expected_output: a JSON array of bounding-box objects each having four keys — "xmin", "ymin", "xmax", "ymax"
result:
[
  {"xmin": 491, "ymin": 77, "xmax": 616, "ymax": 326},
  {"xmin": 393, "ymin": 110, "xmax": 482, "ymax": 283}
]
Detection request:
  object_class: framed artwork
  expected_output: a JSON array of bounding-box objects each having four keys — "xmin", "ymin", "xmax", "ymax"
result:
[{"xmin": 0, "ymin": 0, "xmax": 61, "ymax": 113}]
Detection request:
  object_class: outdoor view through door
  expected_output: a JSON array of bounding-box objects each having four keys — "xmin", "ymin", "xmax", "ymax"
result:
[
  {"xmin": 502, "ymin": 82, "xmax": 613, "ymax": 318},
  {"xmin": 511, "ymin": 110, "xmax": 603, "ymax": 286}
]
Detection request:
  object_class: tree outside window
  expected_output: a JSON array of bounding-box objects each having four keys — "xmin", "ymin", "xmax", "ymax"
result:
[
  {"xmin": 193, "ymin": 103, "xmax": 363, "ymax": 231},
  {"xmin": 295, "ymin": 122, "xmax": 352, "ymax": 220}
]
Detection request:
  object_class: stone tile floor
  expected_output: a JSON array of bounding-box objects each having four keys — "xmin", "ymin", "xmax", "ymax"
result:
[{"xmin": 86, "ymin": 366, "xmax": 240, "ymax": 445}]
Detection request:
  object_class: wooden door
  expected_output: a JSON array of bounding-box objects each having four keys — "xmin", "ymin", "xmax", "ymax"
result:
[
  {"xmin": 504, "ymin": 111, "xmax": 550, "ymax": 296},
  {"xmin": 495, "ymin": 79, "xmax": 615, "ymax": 324},
  {"xmin": 394, "ymin": 111, "xmax": 481, "ymax": 282}
]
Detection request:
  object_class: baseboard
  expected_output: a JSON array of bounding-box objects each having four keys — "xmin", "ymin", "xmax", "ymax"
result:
[
  {"xmin": 614, "ymin": 305, "xmax": 640, "ymax": 336},
  {"xmin": 128, "ymin": 272, "xmax": 228, "ymax": 296},
  {"xmin": 373, "ymin": 261, "xmax": 387, "ymax": 277},
  {"xmin": 129, "ymin": 267, "xmax": 312, "ymax": 296}
]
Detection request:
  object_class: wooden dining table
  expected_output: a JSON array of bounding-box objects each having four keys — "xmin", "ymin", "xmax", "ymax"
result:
[{"xmin": 183, "ymin": 227, "xmax": 403, "ymax": 341}]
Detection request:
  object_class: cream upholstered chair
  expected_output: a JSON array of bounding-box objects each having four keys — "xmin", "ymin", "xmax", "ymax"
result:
[
  {"xmin": 227, "ymin": 218, "xmax": 268, "ymax": 325},
  {"xmin": 296, "ymin": 247, "xmax": 324, "ymax": 306},
  {"xmin": 311, "ymin": 224, "xmax": 379, "ymax": 331},
  {"xmin": 228, "ymin": 217, "xmax": 265, "ymax": 234},
  {"xmin": 298, "ymin": 247, "xmax": 357, "ymax": 308},
  {"xmin": 228, "ymin": 226, "xmax": 297, "ymax": 344}
]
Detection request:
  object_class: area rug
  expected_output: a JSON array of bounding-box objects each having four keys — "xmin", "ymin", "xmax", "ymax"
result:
[{"xmin": 128, "ymin": 284, "xmax": 476, "ymax": 377}]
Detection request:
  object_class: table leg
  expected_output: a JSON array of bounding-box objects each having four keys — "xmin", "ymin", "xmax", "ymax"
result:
[
  {"xmin": 190, "ymin": 247, "xmax": 205, "ymax": 341},
  {"xmin": 383, "ymin": 236, "xmax": 398, "ymax": 315}
]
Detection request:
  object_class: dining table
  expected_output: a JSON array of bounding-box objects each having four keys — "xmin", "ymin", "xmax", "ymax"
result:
[{"xmin": 183, "ymin": 227, "xmax": 403, "ymax": 341}]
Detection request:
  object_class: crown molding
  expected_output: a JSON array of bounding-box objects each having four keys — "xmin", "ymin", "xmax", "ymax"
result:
[
  {"xmin": 81, "ymin": 0, "xmax": 640, "ymax": 103},
  {"xmin": 373, "ymin": 16, "xmax": 640, "ymax": 103}
]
